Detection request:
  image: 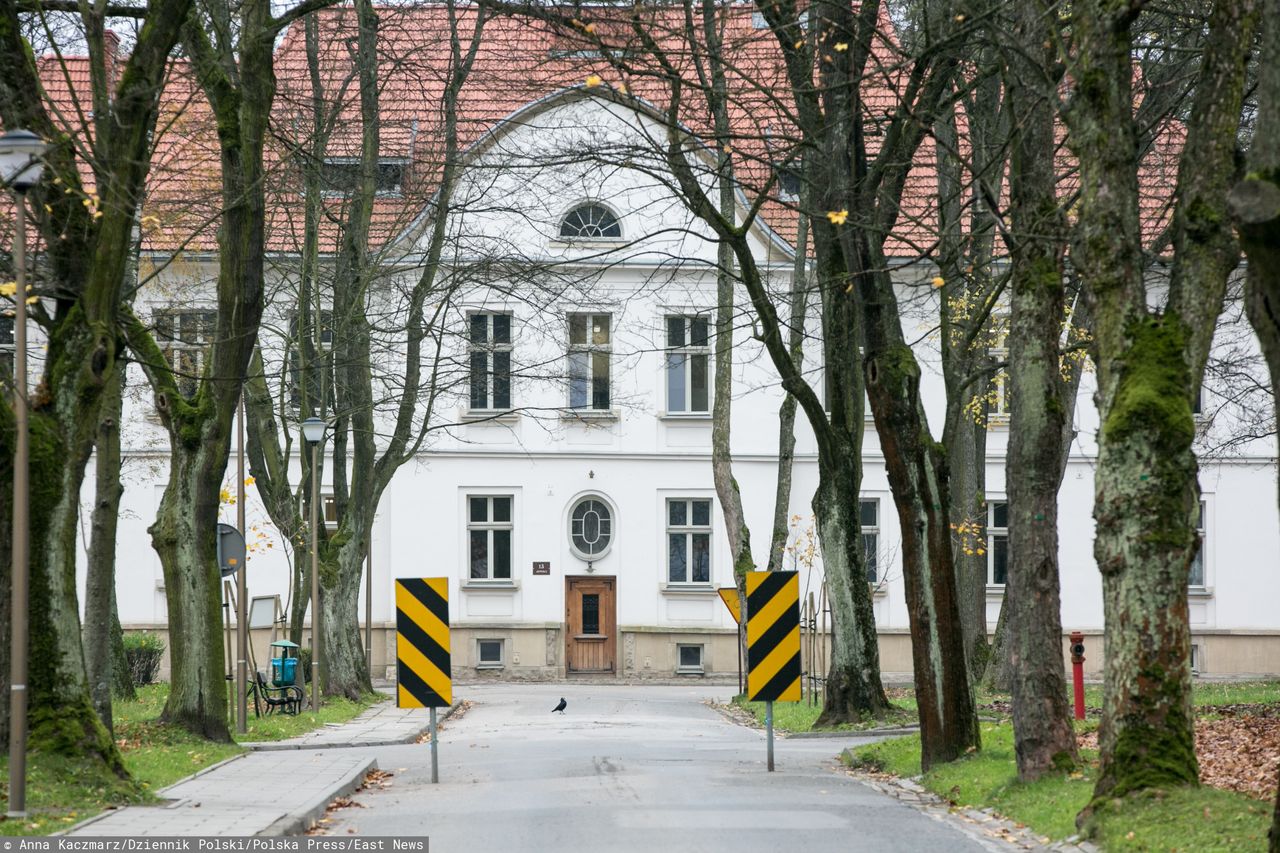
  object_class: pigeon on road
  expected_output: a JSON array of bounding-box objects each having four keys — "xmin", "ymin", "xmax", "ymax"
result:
[{"xmin": 552, "ymin": 697, "xmax": 567, "ymax": 713}]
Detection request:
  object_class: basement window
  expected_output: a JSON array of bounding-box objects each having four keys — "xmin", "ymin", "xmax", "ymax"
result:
[
  {"xmin": 478, "ymin": 639, "xmax": 504, "ymax": 668},
  {"xmin": 677, "ymin": 644, "xmax": 704, "ymax": 674}
]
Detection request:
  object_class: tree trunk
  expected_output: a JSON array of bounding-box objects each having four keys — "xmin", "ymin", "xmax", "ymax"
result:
[
  {"xmin": 0, "ymin": 0, "xmax": 190, "ymax": 771},
  {"xmin": 1067, "ymin": 0, "xmax": 1257, "ymax": 805},
  {"xmin": 110, "ymin": 588, "xmax": 134, "ymax": 701},
  {"xmin": 767, "ymin": 210, "xmax": 809, "ymax": 574},
  {"xmin": 946, "ymin": 417, "xmax": 988, "ymax": 672},
  {"xmin": 150, "ymin": 431, "xmax": 234, "ymax": 740},
  {"xmin": 1228, "ymin": 0, "xmax": 1279, "ymax": 844},
  {"xmin": 322, "ymin": 533, "xmax": 370, "ymax": 700},
  {"xmin": 84, "ymin": 367, "xmax": 125, "ymax": 733},
  {"xmin": 982, "ymin": 597, "xmax": 1012, "ymax": 693},
  {"xmin": 1001, "ymin": 0, "xmax": 1078, "ymax": 781},
  {"xmin": 863, "ymin": 329, "xmax": 980, "ymax": 768}
]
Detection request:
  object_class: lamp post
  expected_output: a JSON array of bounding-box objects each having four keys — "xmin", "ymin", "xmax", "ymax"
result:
[
  {"xmin": 1, "ymin": 128, "xmax": 50, "ymax": 820},
  {"xmin": 301, "ymin": 416, "xmax": 325, "ymax": 710}
]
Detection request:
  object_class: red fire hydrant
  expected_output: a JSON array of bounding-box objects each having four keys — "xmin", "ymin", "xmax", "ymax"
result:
[{"xmin": 1069, "ymin": 631, "xmax": 1086, "ymax": 721}]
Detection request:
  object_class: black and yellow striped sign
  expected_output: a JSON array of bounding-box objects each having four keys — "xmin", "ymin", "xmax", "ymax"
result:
[
  {"xmin": 395, "ymin": 578, "xmax": 451, "ymax": 708},
  {"xmin": 746, "ymin": 571, "xmax": 801, "ymax": 702}
]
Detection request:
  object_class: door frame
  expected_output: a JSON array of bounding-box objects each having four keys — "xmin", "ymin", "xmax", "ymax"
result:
[{"xmin": 564, "ymin": 574, "xmax": 618, "ymax": 676}]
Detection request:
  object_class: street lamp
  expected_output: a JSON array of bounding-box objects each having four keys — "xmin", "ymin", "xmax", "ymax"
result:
[
  {"xmin": 301, "ymin": 416, "xmax": 325, "ymax": 711},
  {"xmin": 1, "ymin": 128, "xmax": 49, "ymax": 820}
]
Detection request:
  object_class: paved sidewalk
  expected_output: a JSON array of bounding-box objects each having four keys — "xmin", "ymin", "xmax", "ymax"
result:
[
  {"xmin": 65, "ymin": 749, "xmax": 376, "ymax": 836},
  {"xmin": 242, "ymin": 701, "xmax": 433, "ymax": 751},
  {"xmin": 63, "ymin": 699, "xmax": 450, "ymax": 836}
]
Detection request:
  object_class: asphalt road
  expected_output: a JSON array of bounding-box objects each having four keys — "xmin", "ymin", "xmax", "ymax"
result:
[{"xmin": 322, "ymin": 683, "xmax": 1000, "ymax": 852}]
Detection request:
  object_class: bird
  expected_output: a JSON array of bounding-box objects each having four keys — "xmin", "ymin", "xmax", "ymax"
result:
[{"xmin": 552, "ymin": 697, "xmax": 567, "ymax": 713}]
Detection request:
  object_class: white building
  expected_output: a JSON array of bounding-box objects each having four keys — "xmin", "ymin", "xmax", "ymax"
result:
[{"xmin": 65, "ymin": 9, "xmax": 1280, "ymax": 683}]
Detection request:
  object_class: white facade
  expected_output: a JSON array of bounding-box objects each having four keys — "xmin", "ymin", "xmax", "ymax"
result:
[{"xmin": 90, "ymin": 90, "xmax": 1280, "ymax": 680}]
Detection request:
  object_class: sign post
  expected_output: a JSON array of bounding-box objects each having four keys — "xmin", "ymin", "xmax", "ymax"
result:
[
  {"xmin": 395, "ymin": 578, "xmax": 452, "ymax": 784},
  {"xmin": 745, "ymin": 571, "xmax": 801, "ymax": 772}
]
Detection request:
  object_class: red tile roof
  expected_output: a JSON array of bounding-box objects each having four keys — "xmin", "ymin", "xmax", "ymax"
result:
[{"xmin": 26, "ymin": 6, "xmax": 1179, "ymax": 261}]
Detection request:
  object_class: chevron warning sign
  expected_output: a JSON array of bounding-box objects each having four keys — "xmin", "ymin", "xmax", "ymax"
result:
[
  {"xmin": 746, "ymin": 571, "xmax": 801, "ymax": 703},
  {"xmin": 395, "ymin": 577, "xmax": 451, "ymax": 708}
]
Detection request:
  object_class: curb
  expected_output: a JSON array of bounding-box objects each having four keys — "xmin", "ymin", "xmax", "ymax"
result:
[
  {"xmin": 838, "ymin": 757, "xmax": 1099, "ymax": 853},
  {"xmin": 784, "ymin": 725, "xmax": 920, "ymax": 739},
  {"xmin": 259, "ymin": 755, "xmax": 379, "ymax": 837},
  {"xmin": 54, "ymin": 752, "xmax": 252, "ymax": 837},
  {"xmin": 243, "ymin": 699, "xmax": 466, "ymax": 751}
]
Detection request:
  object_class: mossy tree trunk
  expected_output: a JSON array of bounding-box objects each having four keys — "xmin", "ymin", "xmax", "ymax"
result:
[
  {"xmin": 1226, "ymin": 0, "xmax": 1280, "ymax": 846},
  {"xmin": 1002, "ymin": 0, "xmax": 1078, "ymax": 780},
  {"xmin": 0, "ymin": 0, "xmax": 190, "ymax": 769},
  {"xmin": 1066, "ymin": 0, "xmax": 1257, "ymax": 808},
  {"xmin": 129, "ymin": 0, "xmax": 306, "ymax": 740},
  {"xmin": 84, "ymin": 367, "xmax": 125, "ymax": 734}
]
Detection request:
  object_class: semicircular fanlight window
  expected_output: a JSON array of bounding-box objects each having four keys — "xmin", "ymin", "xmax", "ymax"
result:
[{"xmin": 559, "ymin": 203, "xmax": 622, "ymax": 239}]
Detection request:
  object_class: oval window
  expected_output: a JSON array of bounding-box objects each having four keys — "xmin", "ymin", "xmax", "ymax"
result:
[{"xmin": 570, "ymin": 497, "xmax": 613, "ymax": 558}]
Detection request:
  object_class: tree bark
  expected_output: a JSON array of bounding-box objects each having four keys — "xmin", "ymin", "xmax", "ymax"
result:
[
  {"xmin": 0, "ymin": 0, "xmax": 190, "ymax": 770},
  {"xmin": 133, "ymin": 0, "xmax": 289, "ymax": 740},
  {"xmin": 84, "ymin": 366, "xmax": 125, "ymax": 733},
  {"xmin": 766, "ymin": 210, "xmax": 808, "ymax": 574},
  {"xmin": 1067, "ymin": 0, "xmax": 1258, "ymax": 807},
  {"xmin": 1002, "ymin": 0, "xmax": 1078, "ymax": 779},
  {"xmin": 1227, "ymin": 0, "xmax": 1280, "ymax": 846}
]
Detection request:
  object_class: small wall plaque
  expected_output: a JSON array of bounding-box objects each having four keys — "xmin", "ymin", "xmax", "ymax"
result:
[{"xmin": 532, "ymin": 561, "xmax": 551, "ymax": 575}]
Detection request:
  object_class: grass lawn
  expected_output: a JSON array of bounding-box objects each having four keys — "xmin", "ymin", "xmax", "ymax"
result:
[
  {"xmin": 847, "ymin": 724, "xmax": 1271, "ymax": 852},
  {"xmin": 0, "ymin": 683, "xmax": 381, "ymax": 836},
  {"xmin": 736, "ymin": 680, "xmax": 1280, "ymax": 734}
]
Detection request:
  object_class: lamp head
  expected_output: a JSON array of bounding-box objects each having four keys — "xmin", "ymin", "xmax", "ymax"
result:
[
  {"xmin": 301, "ymin": 416, "xmax": 325, "ymax": 444},
  {"xmin": 0, "ymin": 129, "xmax": 50, "ymax": 192}
]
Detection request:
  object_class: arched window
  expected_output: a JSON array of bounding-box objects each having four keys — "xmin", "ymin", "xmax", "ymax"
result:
[
  {"xmin": 559, "ymin": 203, "xmax": 622, "ymax": 239},
  {"xmin": 569, "ymin": 496, "xmax": 613, "ymax": 558}
]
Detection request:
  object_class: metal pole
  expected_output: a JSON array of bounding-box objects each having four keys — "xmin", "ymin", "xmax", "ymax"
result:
[
  {"xmin": 236, "ymin": 396, "xmax": 247, "ymax": 733},
  {"xmin": 429, "ymin": 706, "xmax": 439, "ymax": 784},
  {"xmin": 310, "ymin": 440, "xmax": 321, "ymax": 710},
  {"xmin": 7, "ymin": 193, "xmax": 30, "ymax": 818},
  {"xmin": 765, "ymin": 701, "xmax": 774, "ymax": 772},
  {"xmin": 365, "ymin": 537, "xmax": 372, "ymax": 679}
]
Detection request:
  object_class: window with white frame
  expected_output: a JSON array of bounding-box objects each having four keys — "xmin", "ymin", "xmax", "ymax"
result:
[
  {"xmin": 477, "ymin": 639, "xmax": 504, "ymax": 668},
  {"xmin": 560, "ymin": 203, "xmax": 621, "ymax": 239},
  {"xmin": 568, "ymin": 313, "xmax": 611, "ymax": 410},
  {"xmin": 987, "ymin": 501, "xmax": 1009, "ymax": 586},
  {"xmin": 468, "ymin": 495, "xmax": 513, "ymax": 580},
  {"xmin": 677, "ymin": 644, "xmax": 704, "ymax": 673},
  {"xmin": 988, "ymin": 315, "xmax": 1011, "ymax": 420},
  {"xmin": 1189, "ymin": 500, "xmax": 1207, "ymax": 587},
  {"xmin": 861, "ymin": 499, "xmax": 879, "ymax": 583},
  {"xmin": 323, "ymin": 494, "xmax": 338, "ymax": 531},
  {"xmin": 155, "ymin": 309, "xmax": 216, "ymax": 397},
  {"xmin": 665, "ymin": 315, "xmax": 710, "ymax": 413},
  {"xmin": 667, "ymin": 498, "xmax": 711, "ymax": 584},
  {"xmin": 569, "ymin": 496, "xmax": 613, "ymax": 559},
  {"xmin": 469, "ymin": 312, "xmax": 512, "ymax": 411}
]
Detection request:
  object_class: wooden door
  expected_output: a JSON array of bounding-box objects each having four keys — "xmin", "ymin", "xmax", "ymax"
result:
[{"xmin": 566, "ymin": 576, "xmax": 616, "ymax": 674}]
